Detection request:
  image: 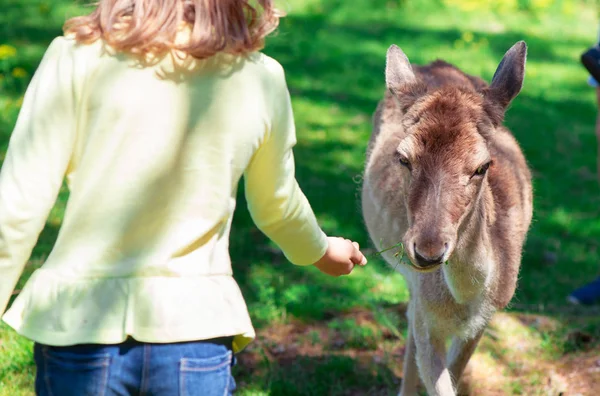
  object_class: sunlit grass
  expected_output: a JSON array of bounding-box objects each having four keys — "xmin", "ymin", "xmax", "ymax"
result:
[{"xmin": 0, "ymin": 323, "xmax": 34, "ymax": 396}]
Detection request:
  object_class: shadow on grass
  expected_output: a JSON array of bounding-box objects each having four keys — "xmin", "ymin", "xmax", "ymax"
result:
[{"xmin": 235, "ymin": 353, "xmax": 400, "ymax": 396}]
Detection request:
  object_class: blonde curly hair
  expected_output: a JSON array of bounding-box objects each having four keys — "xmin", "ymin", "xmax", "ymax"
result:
[{"xmin": 64, "ymin": 0, "xmax": 283, "ymax": 59}]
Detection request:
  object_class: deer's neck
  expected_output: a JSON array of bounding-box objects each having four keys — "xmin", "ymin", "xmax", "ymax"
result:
[{"xmin": 442, "ymin": 186, "xmax": 496, "ymax": 305}]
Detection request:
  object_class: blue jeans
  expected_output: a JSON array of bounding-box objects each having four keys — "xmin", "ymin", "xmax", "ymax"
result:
[{"xmin": 34, "ymin": 337, "xmax": 236, "ymax": 396}]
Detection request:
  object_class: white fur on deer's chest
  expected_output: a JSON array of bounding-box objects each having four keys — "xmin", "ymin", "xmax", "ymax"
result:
[
  {"xmin": 423, "ymin": 254, "xmax": 496, "ymax": 339},
  {"xmin": 435, "ymin": 301, "xmax": 490, "ymax": 340},
  {"xmin": 418, "ymin": 284, "xmax": 494, "ymax": 340}
]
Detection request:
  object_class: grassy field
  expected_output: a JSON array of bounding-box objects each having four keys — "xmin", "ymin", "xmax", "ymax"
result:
[{"xmin": 2, "ymin": 0, "xmax": 600, "ymax": 395}]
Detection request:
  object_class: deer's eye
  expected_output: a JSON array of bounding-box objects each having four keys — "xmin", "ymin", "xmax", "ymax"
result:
[
  {"xmin": 397, "ymin": 154, "xmax": 412, "ymax": 170},
  {"xmin": 473, "ymin": 161, "xmax": 491, "ymax": 177}
]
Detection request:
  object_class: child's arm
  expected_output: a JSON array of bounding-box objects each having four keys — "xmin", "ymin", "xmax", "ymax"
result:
[
  {"xmin": 244, "ymin": 64, "xmax": 366, "ymax": 273},
  {"xmin": 0, "ymin": 38, "xmax": 77, "ymax": 314}
]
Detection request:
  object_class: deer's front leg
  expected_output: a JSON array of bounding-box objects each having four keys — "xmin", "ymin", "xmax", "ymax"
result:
[
  {"xmin": 399, "ymin": 324, "xmax": 419, "ymax": 396},
  {"xmin": 447, "ymin": 330, "xmax": 484, "ymax": 389},
  {"xmin": 413, "ymin": 317, "xmax": 455, "ymax": 396}
]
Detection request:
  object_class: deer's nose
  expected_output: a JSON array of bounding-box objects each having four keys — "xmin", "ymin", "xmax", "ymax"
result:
[{"xmin": 414, "ymin": 242, "xmax": 448, "ymax": 267}]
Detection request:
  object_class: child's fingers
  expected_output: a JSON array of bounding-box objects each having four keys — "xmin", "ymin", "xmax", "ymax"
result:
[
  {"xmin": 358, "ymin": 253, "xmax": 367, "ymax": 266},
  {"xmin": 350, "ymin": 242, "xmax": 367, "ymax": 266}
]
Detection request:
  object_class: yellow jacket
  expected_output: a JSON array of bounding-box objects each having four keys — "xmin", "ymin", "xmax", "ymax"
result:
[{"xmin": 0, "ymin": 37, "xmax": 327, "ymax": 352}]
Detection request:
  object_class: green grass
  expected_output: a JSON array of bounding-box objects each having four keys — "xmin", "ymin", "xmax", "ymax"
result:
[{"xmin": 2, "ymin": 0, "xmax": 600, "ymax": 394}]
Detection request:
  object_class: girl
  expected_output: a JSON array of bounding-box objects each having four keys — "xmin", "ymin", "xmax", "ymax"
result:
[{"xmin": 0, "ymin": 1, "xmax": 367, "ymax": 395}]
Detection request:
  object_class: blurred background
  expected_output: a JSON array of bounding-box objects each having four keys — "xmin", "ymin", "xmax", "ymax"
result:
[{"xmin": 1, "ymin": 0, "xmax": 600, "ymax": 394}]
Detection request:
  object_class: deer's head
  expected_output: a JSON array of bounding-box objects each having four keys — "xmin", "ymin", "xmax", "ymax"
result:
[{"xmin": 385, "ymin": 41, "xmax": 527, "ymax": 272}]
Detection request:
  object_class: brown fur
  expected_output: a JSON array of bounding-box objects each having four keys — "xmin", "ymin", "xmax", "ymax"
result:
[{"xmin": 362, "ymin": 42, "xmax": 532, "ymax": 395}]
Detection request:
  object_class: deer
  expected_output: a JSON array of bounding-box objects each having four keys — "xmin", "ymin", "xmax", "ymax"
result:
[{"xmin": 360, "ymin": 41, "xmax": 533, "ymax": 396}]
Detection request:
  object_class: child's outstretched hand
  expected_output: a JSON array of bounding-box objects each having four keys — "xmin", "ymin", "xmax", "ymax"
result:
[{"xmin": 313, "ymin": 237, "xmax": 367, "ymax": 277}]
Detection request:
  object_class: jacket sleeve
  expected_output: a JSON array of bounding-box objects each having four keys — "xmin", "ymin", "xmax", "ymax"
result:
[
  {"xmin": 0, "ymin": 37, "xmax": 77, "ymax": 314},
  {"xmin": 243, "ymin": 66, "xmax": 328, "ymax": 266}
]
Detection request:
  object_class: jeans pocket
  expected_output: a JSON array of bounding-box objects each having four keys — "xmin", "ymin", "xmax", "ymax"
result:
[
  {"xmin": 179, "ymin": 350, "xmax": 233, "ymax": 396},
  {"xmin": 37, "ymin": 345, "xmax": 111, "ymax": 396}
]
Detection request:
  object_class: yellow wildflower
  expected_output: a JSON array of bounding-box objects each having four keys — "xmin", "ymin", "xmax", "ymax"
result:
[
  {"xmin": 531, "ymin": 0, "xmax": 552, "ymax": 10},
  {"xmin": 39, "ymin": 3, "xmax": 51, "ymax": 15},
  {"xmin": 462, "ymin": 31, "xmax": 474, "ymax": 43},
  {"xmin": 0, "ymin": 44, "xmax": 17, "ymax": 60},
  {"xmin": 443, "ymin": 0, "xmax": 481, "ymax": 12},
  {"xmin": 12, "ymin": 67, "xmax": 27, "ymax": 78},
  {"xmin": 561, "ymin": 1, "xmax": 574, "ymax": 15},
  {"xmin": 15, "ymin": 96, "xmax": 24, "ymax": 108}
]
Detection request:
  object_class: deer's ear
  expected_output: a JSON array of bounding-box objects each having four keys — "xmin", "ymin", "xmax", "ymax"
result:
[
  {"xmin": 487, "ymin": 41, "xmax": 527, "ymax": 109},
  {"xmin": 386, "ymin": 44, "xmax": 416, "ymax": 94}
]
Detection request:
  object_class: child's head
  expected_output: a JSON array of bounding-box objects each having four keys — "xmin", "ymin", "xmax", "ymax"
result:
[{"xmin": 64, "ymin": 0, "xmax": 282, "ymax": 59}]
